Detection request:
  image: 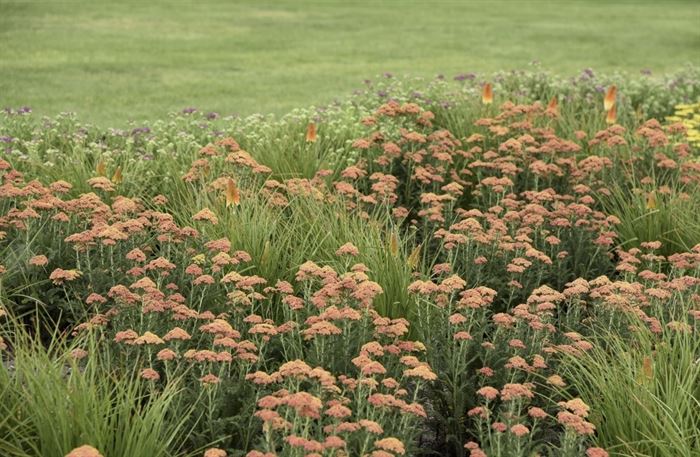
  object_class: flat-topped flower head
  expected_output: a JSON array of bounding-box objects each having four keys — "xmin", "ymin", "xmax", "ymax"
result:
[
  {"xmin": 134, "ymin": 331, "xmax": 164, "ymax": 345},
  {"xmin": 65, "ymin": 445, "xmax": 103, "ymax": 457},
  {"xmin": 29, "ymin": 255, "xmax": 48, "ymax": 266},
  {"xmin": 336, "ymin": 242, "xmax": 360, "ymax": 256},
  {"xmin": 193, "ymin": 208, "xmax": 218, "ymax": 224},
  {"xmin": 203, "ymin": 448, "xmax": 227, "ymax": 457},
  {"xmin": 140, "ymin": 368, "xmax": 160, "ymax": 381},
  {"xmin": 49, "ymin": 268, "xmax": 82, "ymax": 284},
  {"xmin": 160, "ymin": 327, "xmax": 190, "ymax": 341},
  {"xmin": 374, "ymin": 437, "xmax": 405, "ymax": 455}
]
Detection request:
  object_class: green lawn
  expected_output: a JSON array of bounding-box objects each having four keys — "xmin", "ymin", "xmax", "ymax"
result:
[{"xmin": 1, "ymin": 0, "xmax": 699, "ymax": 126}]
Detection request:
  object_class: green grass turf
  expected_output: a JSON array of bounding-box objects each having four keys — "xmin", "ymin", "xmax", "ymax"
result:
[{"xmin": 1, "ymin": 0, "xmax": 699, "ymax": 126}]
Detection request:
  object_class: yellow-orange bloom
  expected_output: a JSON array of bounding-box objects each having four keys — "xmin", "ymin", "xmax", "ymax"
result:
[
  {"xmin": 224, "ymin": 178, "xmax": 240, "ymax": 207},
  {"xmin": 646, "ymin": 191, "xmax": 657, "ymax": 210},
  {"xmin": 605, "ymin": 105, "xmax": 617, "ymax": 125},
  {"xmin": 95, "ymin": 160, "xmax": 106, "ymax": 176},
  {"xmin": 546, "ymin": 96, "xmax": 559, "ymax": 116},
  {"xmin": 111, "ymin": 166, "xmax": 123, "ymax": 184},
  {"xmin": 604, "ymin": 85, "xmax": 617, "ymax": 111},
  {"xmin": 481, "ymin": 83, "xmax": 493, "ymax": 105}
]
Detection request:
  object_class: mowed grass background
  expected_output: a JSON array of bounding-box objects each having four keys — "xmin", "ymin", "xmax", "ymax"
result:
[{"xmin": 1, "ymin": 0, "xmax": 699, "ymax": 126}]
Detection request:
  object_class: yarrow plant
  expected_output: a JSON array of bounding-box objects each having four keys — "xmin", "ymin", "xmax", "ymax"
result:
[{"xmin": 1, "ymin": 68, "xmax": 699, "ymax": 456}]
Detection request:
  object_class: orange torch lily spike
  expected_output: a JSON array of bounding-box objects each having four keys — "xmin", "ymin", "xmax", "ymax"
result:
[
  {"xmin": 225, "ymin": 178, "xmax": 240, "ymax": 207},
  {"xmin": 481, "ymin": 83, "xmax": 493, "ymax": 105},
  {"xmin": 306, "ymin": 123, "xmax": 317, "ymax": 143},
  {"xmin": 546, "ymin": 96, "xmax": 559, "ymax": 117},
  {"xmin": 606, "ymin": 105, "xmax": 617, "ymax": 125},
  {"xmin": 604, "ymin": 85, "xmax": 617, "ymax": 111}
]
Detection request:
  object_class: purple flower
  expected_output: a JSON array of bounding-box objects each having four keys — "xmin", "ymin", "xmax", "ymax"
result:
[
  {"xmin": 181, "ymin": 107, "xmax": 197, "ymax": 114},
  {"xmin": 454, "ymin": 73, "xmax": 475, "ymax": 81},
  {"xmin": 131, "ymin": 127, "xmax": 150, "ymax": 136},
  {"xmin": 640, "ymin": 68, "xmax": 652, "ymax": 76},
  {"xmin": 383, "ymin": 72, "xmax": 393, "ymax": 79},
  {"xmin": 206, "ymin": 112, "xmax": 219, "ymax": 120},
  {"xmin": 0, "ymin": 136, "xmax": 14, "ymax": 143}
]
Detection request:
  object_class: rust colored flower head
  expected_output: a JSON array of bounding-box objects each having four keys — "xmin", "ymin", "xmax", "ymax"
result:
[
  {"xmin": 586, "ymin": 448, "xmax": 610, "ymax": 457},
  {"xmin": 374, "ymin": 437, "xmax": 405, "ymax": 455},
  {"xmin": 335, "ymin": 242, "xmax": 360, "ymax": 257},
  {"xmin": 140, "ymin": 368, "xmax": 160, "ymax": 381},
  {"xmin": 70, "ymin": 348, "xmax": 88, "ymax": 360},
  {"xmin": 200, "ymin": 373, "xmax": 221, "ymax": 385},
  {"xmin": 156, "ymin": 348, "xmax": 178, "ymax": 361},
  {"xmin": 203, "ymin": 448, "xmax": 227, "ymax": 457},
  {"xmin": 510, "ymin": 423, "xmax": 530, "ymax": 437},
  {"xmin": 193, "ymin": 208, "xmax": 219, "ymax": 224},
  {"xmin": 528, "ymin": 406, "xmax": 548, "ymax": 419},
  {"xmin": 163, "ymin": 327, "xmax": 192, "ymax": 341},
  {"xmin": 29, "ymin": 255, "xmax": 49, "ymax": 266},
  {"xmin": 65, "ymin": 445, "xmax": 103, "ymax": 457},
  {"xmin": 134, "ymin": 331, "xmax": 164, "ymax": 345},
  {"xmin": 49, "ymin": 268, "xmax": 82, "ymax": 285},
  {"xmin": 476, "ymin": 386, "xmax": 499, "ymax": 400},
  {"xmin": 87, "ymin": 176, "xmax": 115, "ymax": 192}
]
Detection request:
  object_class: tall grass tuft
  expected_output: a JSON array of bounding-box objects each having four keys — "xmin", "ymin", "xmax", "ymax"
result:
[
  {"xmin": 559, "ymin": 311, "xmax": 700, "ymax": 457},
  {"xmin": 601, "ymin": 183, "xmax": 700, "ymax": 257},
  {"xmin": 0, "ymin": 324, "xmax": 195, "ymax": 457}
]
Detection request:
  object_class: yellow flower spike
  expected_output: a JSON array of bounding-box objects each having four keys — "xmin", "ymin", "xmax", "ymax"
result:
[
  {"xmin": 642, "ymin": 356, "xmax": 653, "ymax": 380},
  {"xmin": 191, "ymin": 254, "xmax": 206, "ymax": 265},
  {"xmin": 111, "ymin": 166, "xmax": 123, "ymax": 184},
  {"xmin": 224, "ymin": 178, "xmax": 240, "ymax": 207},
  {"xmin": 389, "ymin": 231, "xmax": 399, "ymax": 257},
  {"xmin": 481, "ymin": 83, "xmax": 493, "ymax": 105},
  {"xmin": 260, "ymin": 240, "xmax": 271, "ymax": 265},
  {"xmin": 407, "ymin": 243, "xmax": 422, "ymax": 270},
  {"xmin": 95, "ymin": 160, "xmax": 106, "ymax": 176},
  {"xmin": 606, "ymin": 105, "xmax": 617, "ymax": 125},
  {"xmin": 646, "ymin": 191, "xmax": 657, "ymax": 210},
  {"xmin": 604, "ymin": 85, "xmax": 617, "ymax": 111},
  {"xmin": 305, "ymin": 123, "xmax": 317, "ymax": 143}
]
